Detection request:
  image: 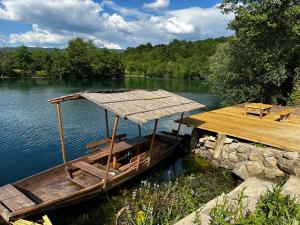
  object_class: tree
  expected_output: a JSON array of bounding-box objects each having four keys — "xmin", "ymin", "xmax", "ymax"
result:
[
  {"xmin": 0, "ymin": 51, "xmax": 14, "ymax": 78},
  {"xmin": 49, "ymin": 49, "xmax": 69, "ymax": 79},
  {"xmin": 65, "ymin": 38, "xmax": 95, "ymax": 79},
  {"xmin": 209, "ymin": 0, "xmax": 300, "ymax": 105},
  {"xmin": 13, "ymin": 46, "xmax": 33, "ymax": 76}
]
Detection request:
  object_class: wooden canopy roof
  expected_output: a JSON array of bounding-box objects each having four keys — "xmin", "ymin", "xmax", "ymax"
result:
[{"xmin": 49, "ymin": 89, "xmax": 205, "ymax": 124}]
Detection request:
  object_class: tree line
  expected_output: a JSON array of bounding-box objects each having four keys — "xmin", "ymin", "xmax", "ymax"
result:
[
  {"xmin": 122, "ymin": 37, "xmax": 229, "ymax": 79},
  {"xmin": 0, "ymin": 38, "xmax": 124, "ymax": 79},
  {"xmin": 0, "ymin": 37, "xmax": 229, "ymax": 80}
]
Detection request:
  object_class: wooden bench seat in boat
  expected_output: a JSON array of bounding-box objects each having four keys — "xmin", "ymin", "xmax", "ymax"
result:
[
  {"xmin": 72, "ymin": 161, "xmax": 113, "ymax": 180},
  {"xmin": 88, "ymin": 138, "xmax": 148, "ymax": 162},
  {"xmin": 0, "ymin": 184, "xmax": 36, "ymax": 221},
  {"xmin": 86, "ymin": 133, "xmax": 127, "ymax": 151}
]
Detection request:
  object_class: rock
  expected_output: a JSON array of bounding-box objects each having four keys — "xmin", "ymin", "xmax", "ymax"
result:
[
  {"xmin": 197, "ymin": 149, "xmax": 213, "ymax": 160},
  {"xmin": 282, "ymin": 176, "xmax": 300, "ymax": 203},
  {"xmin": 236, "ymin": 152, "xmax": 248, "ymax": 161},
  {"xmin": 204, "ymin": 141, "xmax": 215, "ymax": 149},
  {"xmin": 293, "ymin": 159, "xmax": 300, "ymax": 176},
  {"xmin": 220, "ymin": 159, "xmax": 235, "ymax": 169},
  {"xmin": 174, "ymin": 178, "xmax": 275, "ymax": 225},
  {"xmin": 246, "ymin": 161, "xmax": 264, "ymax": 176},
  {"xmin": 263, "ymin": 156, "xmax": 277, "ymax": 168},
  {"xmin": 221, "ymin": 150, "xmax": 228, "ymax": 160},
  {"xmin": 263, "ymin": 167, "xmax": 284, "ymax": 179},
  {"xmin": 249, "ymin": 150, "xmax": 262, "ymax": 161},
  {"xmin": 233, "ymin": 162, "xmax": 250, "ymax": 180},
  {"xmin": 277, "ymin": 158, "xmax": 294, "ymax": 174},
  {"xmin": 224, "ymin": 137, "xmax": 234, "ymax": 144},
  {"xmin": 228, "ymin": 152, "xmax": 239, "ymax": 163},
  {"xmin": 236, "ymin": 144, "xmax": 250, "ymax": 154},
  {"xmin": 283, "ymin": 152, "xmax": 299, "ymax": 160},
  {"xmin": 207, "ymin": 136, "xmax": 216, "ymax": 142},
  {"xmin": 272, "ymin": 149, "xmax": 283, "ymax": 159},
  {"xmin": 262, "ymin": 150, "xmax": 273, "ymax": 158}
]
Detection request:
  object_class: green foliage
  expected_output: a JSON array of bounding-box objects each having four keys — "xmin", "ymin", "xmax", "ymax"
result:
[
  {"xmin": 119, "ymin": 171, "xmax": 237, "ymax": 225},
  {"xmin": 203, "ymin": 185, "xmax": 300, "ymax": 225},
  {"xmin": 0, "ymin": 51, "xmax": 14, "ymax": 77},
  {"xmin": 0, "ymin": 38, "xmax": 125, "ymax": 80},
  {"xmin": 209, "ymin": 0, "xmax": 300, "ymax": 106},
  {"xmin": 122, "ymin": 37, "xmax": 230, "ymax": 79}
]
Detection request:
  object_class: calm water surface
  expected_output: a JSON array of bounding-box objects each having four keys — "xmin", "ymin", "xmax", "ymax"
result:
[{"xmin": 0, "ymin": 77, "xmax": 220, "ymax": 185}]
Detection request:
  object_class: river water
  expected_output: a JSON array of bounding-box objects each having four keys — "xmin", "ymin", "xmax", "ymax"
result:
[{"xmin": 0, "ymin": 77, "xmax": 238, "ymax": 225}]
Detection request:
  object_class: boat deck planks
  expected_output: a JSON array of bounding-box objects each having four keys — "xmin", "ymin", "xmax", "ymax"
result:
[
  {"xmin": 181, "ymin": 106, "xmax": 300, "ymax": 153},
  {"xmin": 0, "ymin": 185, "xmax": 36, "ymax": 213}
]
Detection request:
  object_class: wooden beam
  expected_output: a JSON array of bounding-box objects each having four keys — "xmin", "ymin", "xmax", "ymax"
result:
[
  {"xmin": 105, "ymin": 109, "xmax": 109, "ymax": 138},
  {"xmin": 104, "ymin": 115, "xmax": 119, "ymax": 188},
  {"xmin": 56, "ymin": 103, "xmax": 67, "ymax": 165},
  {"xmin": 138, "ymin": 125, "xmax": 141, "ymax": 137},
  {"xmin": 212, "ymin": 133, "xmax": 226, "ymax": 167},
  {"xmin": 148, "ymin": 119, "xmax": 158, "ymax": 166},
  {"xmin": 176, "ymin": 112, "xmax": 184, "ymax": 139},
  {"xmin": 136, "ymin": 144, "xmax": 141, "ymax": 171}
]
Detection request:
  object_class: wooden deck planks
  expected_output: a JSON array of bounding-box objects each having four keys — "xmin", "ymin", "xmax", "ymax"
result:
[
  {"xmin": 181, "ymin": 106, "xmax": 300, "ymax": 153},
  {"xmin": 0, "ymin": 184, "xmax": 36, "ymax": 216}
]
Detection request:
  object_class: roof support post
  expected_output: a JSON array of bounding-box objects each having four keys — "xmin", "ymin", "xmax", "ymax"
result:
[
  {"xmin": 138, "ymin": 125, "xmax": 141, "ymax": 137},
  {"xmin": 104, "ymin": 115, "xmax": 119, "ymax": 188},
  {"xmin": 148, "ymin": 119, "xmax": 158, "ymax": 166},
  {"xmin": 56, "ymin": 103, "xmax": 67, "ymax": 165},
  {"xmin": 176, "ymin": 112, "xmax": 184, "ymax": 139},
  {"xmin": 105, "ymin": 109, "xmax": 109, "ymax": 138}
]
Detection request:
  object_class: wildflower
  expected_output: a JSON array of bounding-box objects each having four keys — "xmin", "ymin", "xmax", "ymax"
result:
[{"xmin": 136, "ymin": 210, "xmax": 146, "ymax": 224}]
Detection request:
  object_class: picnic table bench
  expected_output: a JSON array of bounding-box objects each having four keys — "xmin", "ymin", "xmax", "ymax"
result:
[{"xmin": 276, "ymin": 108, "xmax": 295, "ymax": 121}]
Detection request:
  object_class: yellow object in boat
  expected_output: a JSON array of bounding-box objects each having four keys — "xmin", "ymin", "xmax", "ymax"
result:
[{"xmin": 11, "ymin": 215, "xmax": 52, "ymax": 225}]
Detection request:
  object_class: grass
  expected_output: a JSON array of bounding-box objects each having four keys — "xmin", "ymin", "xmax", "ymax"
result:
[{"xmin": 196, "ymin": 185, "xmax": 300, "ymax": 225}]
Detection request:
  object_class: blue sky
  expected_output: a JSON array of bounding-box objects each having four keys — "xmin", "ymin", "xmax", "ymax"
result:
[{"xmin": 0, "ymin": 0, "xmax": 234, "ymax": 49}]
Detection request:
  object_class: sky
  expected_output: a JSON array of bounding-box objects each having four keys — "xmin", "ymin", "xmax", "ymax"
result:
[{"xmin": 0, "ymin": 0, "xmax": 234, "ymax": 49}]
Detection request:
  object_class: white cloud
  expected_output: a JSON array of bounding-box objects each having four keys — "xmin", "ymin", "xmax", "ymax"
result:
[
  {"xmin": 103, "ymin": 42, "xmax": 121, "ymax": 49},
  {"xmin": 144, "ymin": 0, "xmax": 170, "ymax": 11},
  {"xmin": 0, "ymin": 1, "xmax": 234, "ymax": 48},
  {"xmin": 8, "ymin": 24, "xmax": 67, "ymax": 47},
  {"xmin": 0, "ymin": 0, "xmax": 103, "ymax": 33},
  {"xmin": 164, "ymin": 18, "xmax": 195, "ymax": 34}
]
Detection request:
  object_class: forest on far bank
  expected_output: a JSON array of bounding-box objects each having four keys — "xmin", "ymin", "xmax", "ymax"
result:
[
  {"xmin": 0, "ymin": 0, "xmax": 298, "ymax": 106},
  {"xmin": 0, "ymin": 37, "xmax": 230, "ymax": 80}
]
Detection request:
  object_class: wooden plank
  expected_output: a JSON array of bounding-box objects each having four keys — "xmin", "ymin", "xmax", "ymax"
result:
[
  {"xmin": 180, "ymin": 106, "xmax": 300, "ymax": 153},
  {"xmin": 0, "ymin": 203, "xmax": 11, "ymax": 222},
  {"xmin": 86, "ymin": 133, "xmax": 127, "ymax": 149},
  {"xmin": 2, "ymin": 195, "xmax": 35, "ymax": 212},
  {"xmin": 73, "ymin": 161, "xmax": 112, "ymax": 180},
  {"xmin": 244, "ymin": 103, "xmax": 273, "ymax": 110},
  {"xmin": 0, "ymin": 184, "xmax": 22, "ymax": 201},
  {"xmin": 277, "ymin": 108, "xmax": 295, "ymax": 116}
]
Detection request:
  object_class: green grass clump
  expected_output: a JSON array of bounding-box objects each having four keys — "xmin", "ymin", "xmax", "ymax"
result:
[{"xmin": 206, "ymin": 185, "xmax": 300, "ymax": 225}]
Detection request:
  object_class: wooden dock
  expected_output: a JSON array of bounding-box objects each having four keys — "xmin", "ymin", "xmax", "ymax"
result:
[{"xmin": 180, "ymin": 105, "xmax": 300, "ymax": 153}]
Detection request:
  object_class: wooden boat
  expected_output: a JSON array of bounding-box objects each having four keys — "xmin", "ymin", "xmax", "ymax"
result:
[{"xmin": 0, "ymin": 89, "xmax": 204, "ymax": 224}]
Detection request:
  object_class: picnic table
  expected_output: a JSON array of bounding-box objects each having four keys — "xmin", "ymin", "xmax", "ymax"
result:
[{"xmin": 244, "ymin": 103, "xmax": 273, "ymax": 119}]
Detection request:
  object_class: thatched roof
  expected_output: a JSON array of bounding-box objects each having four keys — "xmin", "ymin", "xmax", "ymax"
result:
[{"xmin": 49, "ymin": 89, "xmax": 205, "ymax": 124}]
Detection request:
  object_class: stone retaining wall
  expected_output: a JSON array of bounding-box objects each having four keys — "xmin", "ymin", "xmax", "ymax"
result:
[{"xmin": 194, "ymin": 135, "xmax": 300, "ymax": 180}]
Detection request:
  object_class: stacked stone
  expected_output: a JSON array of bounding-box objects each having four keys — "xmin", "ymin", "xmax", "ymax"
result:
[{"xmin": 194, "ymin": 135, "xmax": 300, "ymax": 180}]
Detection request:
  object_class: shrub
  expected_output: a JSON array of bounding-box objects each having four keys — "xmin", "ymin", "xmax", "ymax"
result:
[{"xmin": 204, "ymin": 185, "xmax": 300, "ymax": 225}]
